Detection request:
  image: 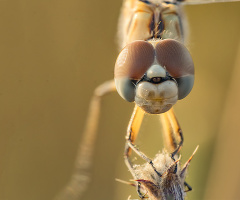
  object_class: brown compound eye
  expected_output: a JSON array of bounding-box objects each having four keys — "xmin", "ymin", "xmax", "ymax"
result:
[
  {"xmin": 156, "ymin": 39, "xmax": 195, "ymax": 99},
  {"xmin": 115, "ymin": 40, "xmax": 155, "ymax": 79},
  {"xmin": 114, "ymin": 40, "xmax": 155, "ymax": 102}
]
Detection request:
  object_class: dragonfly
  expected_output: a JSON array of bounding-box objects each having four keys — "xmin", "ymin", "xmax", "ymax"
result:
[{"xmin": 54, "ymin": 0, "xmax": 239, "ymax": 199}]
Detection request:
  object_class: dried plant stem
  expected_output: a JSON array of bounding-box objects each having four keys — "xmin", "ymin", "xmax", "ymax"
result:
[{"xmin": 54, "ymin": 80, "xmax": 116, "ymax": 200}]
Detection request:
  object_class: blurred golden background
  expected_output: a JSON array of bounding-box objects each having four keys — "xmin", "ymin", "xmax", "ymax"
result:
[{"xmin": 0, "ymin": 0, "xmax": 240, "ymax": 200}]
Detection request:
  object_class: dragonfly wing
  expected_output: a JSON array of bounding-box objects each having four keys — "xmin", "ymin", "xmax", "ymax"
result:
[{"xmin": 180, "ymin": 0, "xmax": 240, "ymax": 5}]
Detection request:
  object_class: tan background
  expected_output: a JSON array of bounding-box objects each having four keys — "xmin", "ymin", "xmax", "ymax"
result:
[{"xmin": 0, "ymin": 0, "xmax": 240, "ymax": 200}]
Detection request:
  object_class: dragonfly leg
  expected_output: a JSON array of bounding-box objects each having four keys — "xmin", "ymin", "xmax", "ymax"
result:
[
  {"xmin": 124, "ymin": 106, "xmax": 143, "ymax": 176},
  {"xmin": 125, "ymin": 106, "xmax": 161, "ymax": 173},
  {"xmin": 161, "ymin": 109, "xmax": 194, "ymax": 194},
  {"xmin": 124, "ymin": 106, "xmax": 162, "ymax": 198},
  {"xmin": 54, "ymin": 80, "xmax": 116, "ymax": 200},
  {"xmin": 125, "ymin": 137, "xmax": 161, "ymax": 177},
  {"xmin": 160, "ymin": 108, "xmax": 183, "ymax": 160}
]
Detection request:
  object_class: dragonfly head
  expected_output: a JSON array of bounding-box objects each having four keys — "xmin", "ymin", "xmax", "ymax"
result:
[{"xmin": 114, "ymin": 39, "xmax": 194, "ymax": 114}]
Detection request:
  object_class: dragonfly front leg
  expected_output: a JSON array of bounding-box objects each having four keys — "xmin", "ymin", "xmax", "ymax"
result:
[
  {"xmin": 125, "ymin": 136, "xmax": 162, "ymax": 177},
  {"xmin": 160, "ymin": 108, "xmax": 184, "ymax": 160},
  {"xmin": 124, "ymin": 106, "xmax": 161, "ymax": 198},
  {"xmin": 124, "ymin": 106, "xmax": 144, "ymax": 178},
  {"xmin": 161, "ymin": 108, "xmax": 193, "ymax": 193}
]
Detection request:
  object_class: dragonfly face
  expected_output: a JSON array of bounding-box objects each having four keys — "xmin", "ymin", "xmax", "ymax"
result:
[{"xmin": 115, "ymin": 39, "xmax": 194, "ymax": 114}]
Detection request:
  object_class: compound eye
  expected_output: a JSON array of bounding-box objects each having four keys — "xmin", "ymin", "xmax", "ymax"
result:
[
  {"xmin": 114, "ymin": 40, "xmax": 155, "ymax": 102},
  {"xmin": 156, "ymin": 39, "xmax": 194, "ymax": 99},
  {"xmin": 156, "ymin": 39, "xmax": 194, "ymax": 77},
  {"xmin": 115, "ymin": 40, "xmax": 155, "ymax": 79}
]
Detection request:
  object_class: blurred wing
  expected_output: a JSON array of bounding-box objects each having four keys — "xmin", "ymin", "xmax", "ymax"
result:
[{"xmin": 180, "ymin": 0, "xmax": 240, "ymax": 5}]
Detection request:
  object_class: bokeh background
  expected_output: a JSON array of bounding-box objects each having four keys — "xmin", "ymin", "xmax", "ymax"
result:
[{"xmin": 0, "ymin": 0, "xmax": 240, "ymax": 200}]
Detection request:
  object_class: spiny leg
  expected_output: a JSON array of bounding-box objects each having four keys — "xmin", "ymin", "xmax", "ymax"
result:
[
  {"xmin": 167, "ymin": 109, "xmax": 184, "ymax": 158},
  {"xmin": 160, "ymin": 109, "xmax": 193, "ymax": 191},
  {"xmin": 125, "ymin": 106, "xmax": 161, "ymax": 176},
  {"xmin": 124, "ymin": 105, "xmax": 145, "ymax": 198},
  {"xmin": 54, "ymin": 80, "xmax": 116, "ymax": 200},
  {"xmin": 124, "ymin": 105, "xmax": 144, "ymax": 175},
  {"xmin": 124, "ymin": 106, "xmax": 161, "ymax": 198},
  {"xmin": 163, "ymin": 112, "xmax": 199, "ymax": 194},
  {"xmin": 160, "ymin": 110, "xmax": 178, "ymax": 153},
  {"xmin": 160, "ymin": 108, "xmax": 183, "ymax": 160}
]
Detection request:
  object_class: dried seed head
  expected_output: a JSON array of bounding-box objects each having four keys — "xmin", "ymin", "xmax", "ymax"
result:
[{"xmin": 131, "ymin": 147, "xmax": 198, "ymax": 200}]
